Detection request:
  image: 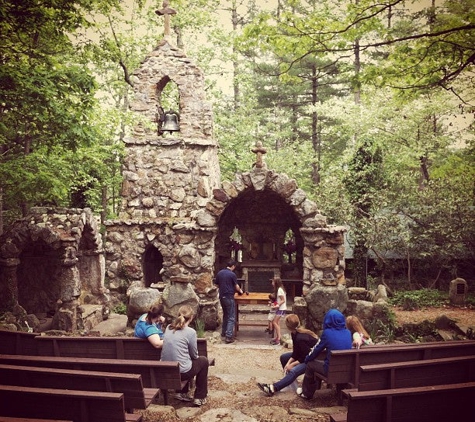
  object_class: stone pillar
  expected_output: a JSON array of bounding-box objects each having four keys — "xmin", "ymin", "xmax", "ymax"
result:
[
  {"xmin": 449, "ymin": 278, "xmax": 468, "ymax": 305},
  {"xmin": 0, "ymin": 258, "xmax": 20, "ymax": 312}
]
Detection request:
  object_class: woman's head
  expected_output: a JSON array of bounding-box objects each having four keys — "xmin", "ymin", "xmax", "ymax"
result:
[
  {"xmin": 145, "ymin": 304, "xmax": 164, "ymax": 325},
  {"xmin": 170, "ymin": 305, "xmax": 195, "ymax": 331},
  {"xmin": 323, "ymin": 309, "xmax": 347, "ymax": 330},
  {"xmin": 285, "ymin": 314, "xmax": 300, "ymax": 331},
  {"xmin": 285, "ymin": 313, "xmax": 319, "ymax": 339}
]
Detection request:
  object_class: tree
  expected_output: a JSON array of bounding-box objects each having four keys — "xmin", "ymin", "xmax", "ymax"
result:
[{"xmin": 0, "ymin": 0, "xmax": 119, "ymax": 230}]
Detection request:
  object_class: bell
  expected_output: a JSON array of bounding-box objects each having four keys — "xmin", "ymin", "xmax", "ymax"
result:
[{"xmin": 161, "ymin": 110, "xmax": 180, "ymax": 134}]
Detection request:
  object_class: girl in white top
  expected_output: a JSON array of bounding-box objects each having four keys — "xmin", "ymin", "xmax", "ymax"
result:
[
  {"xmin": 346, "ymin": 315, "xmax": 374, "ymax": 349},
  {"xmin": 270, "ymin": 278, "xmax": 287, "ymax": 345}
]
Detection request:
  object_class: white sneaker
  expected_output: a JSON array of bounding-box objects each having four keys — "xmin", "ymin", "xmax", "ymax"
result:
[
  {"xmin": 296, "ymin": 387, "xmax": 310, "ymax": 400},
  {"xmin": 193, "ymin": 397, "xmax": 207, "ymax": 406}
]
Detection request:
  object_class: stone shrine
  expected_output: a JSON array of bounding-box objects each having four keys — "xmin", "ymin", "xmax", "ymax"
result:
[{"xmin": 0, "ymin": 6, "xmax": 349, "ymax": 332}]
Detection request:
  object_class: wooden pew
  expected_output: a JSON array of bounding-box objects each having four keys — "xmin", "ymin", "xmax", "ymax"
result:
[
  {"xmin": 0, "ymin": 364, "xmax": 159, "ymax": 411},
  {"xmin": 0, "ymin": 384, "xmax": 142, "ymax": 422},
  {"xmin": 0, "ymin": 354, "xmax": 182, "ymax": 405},
  {"xmin": 356, "ymin": 355, "xmax": 475, "ymax": 391},
  {"xmin": 0, "ymin": 330, "xmax": 38, "ymax": 355},
  {"xmin": 330, "ymin": 381, "xmax": 475, "ymax": 422},
  {"xmin": 35, "ymin": 335, "xmax": 215, "ymax": 365},
  {"xmin": 0, "ymin": 418, "xmax": 72, "ymax": 422},
  {"xmin": 320, "ymin": 340, "xmax": 475, "ymax": 388}
]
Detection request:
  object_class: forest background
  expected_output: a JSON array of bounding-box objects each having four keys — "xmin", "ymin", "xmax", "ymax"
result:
[{"xmin": 1, "ymin": 0, "xmax": 474, "ymax": 290}]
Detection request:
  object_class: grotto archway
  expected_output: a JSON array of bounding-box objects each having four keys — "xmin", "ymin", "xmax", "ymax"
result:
[
  {"xmin": 209, "ymin": 168, "xmax": 347, "ymax": 300},
  {"xmin": 215, "ymin": 188, "xmax": 304, "ymax": 296},
  {"xmin": 0, "ymin": 208, "xmax": 108, "ymax": 332}
]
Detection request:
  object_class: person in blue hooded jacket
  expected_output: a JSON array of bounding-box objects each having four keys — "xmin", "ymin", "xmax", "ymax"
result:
[{"xmin": 296, "ymin": 308, "xmax": 352, "ymax": 399}]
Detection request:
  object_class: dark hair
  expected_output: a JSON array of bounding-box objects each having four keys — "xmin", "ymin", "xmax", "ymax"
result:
[
  {"xmin": 227, "ymin": 259, "xmax": 237, "ymax": 268},
  {"xmin": 145, "ymin": 304, "xmax": 164, "ymax": 325},
  {"xmin": 272, "ymin": 277, "xmax": 285, "ymax": 296}
]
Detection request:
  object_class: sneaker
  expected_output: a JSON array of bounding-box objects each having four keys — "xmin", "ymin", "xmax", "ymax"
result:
[
  {"xmin": 270, "ymin": 338, "xmax": 280, "ymax": 345},
  {"xmin": 257, "ymin": 382, "xmax": 274, "ymax": 397},
  {"xmin": 174, "ymin": 393, "xmax": 193, "ymax": 402},
  {"xmin": 225, "ymin": 337, "xmax": 235, "ymax": 344},
  {"xmin": 193, "ymin": 398, "xmax": 207, "ymax": 407},
  {"xmin": 296, "ymin": 387, "xmax": 310, "ymax": 400}
]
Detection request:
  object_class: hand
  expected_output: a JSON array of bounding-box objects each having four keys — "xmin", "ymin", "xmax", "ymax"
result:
[{"xmin": 238, "ymin": 290, "xmax": 244, "ymax": 295}]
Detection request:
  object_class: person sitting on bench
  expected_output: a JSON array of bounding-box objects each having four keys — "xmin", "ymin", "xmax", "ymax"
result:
[
  {"xmin": 297, "ymin": 308, "xmax": 352, "ymax": 400},
  {"xmin": 134, "ymin": 304, "xmax": 165, "ymax": 348},
  {"xmin": 161, "ymin": 305, "xmax": 209, "ymax": 407},
  {"xmin": 346, "ymin": 315, "xmax": 373, "ymax": 349}
]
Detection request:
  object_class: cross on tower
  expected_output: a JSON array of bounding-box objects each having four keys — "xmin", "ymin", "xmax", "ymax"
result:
[
  {"xmin": 155, "ymin": 0, "xmax": 177, "ymax": 38},
  {"xmin": 252, "ymin": 141, "xmax": 267, "ymax": 168}
]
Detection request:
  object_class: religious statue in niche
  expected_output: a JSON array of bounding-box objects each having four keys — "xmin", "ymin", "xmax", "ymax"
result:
[
  {"xmin": 229, "ymin": 227, "xmax": 243, "ymax": 262},
  {"xmin": 283, "ymin": 229, "xmax": 296, "ymax": 264}
]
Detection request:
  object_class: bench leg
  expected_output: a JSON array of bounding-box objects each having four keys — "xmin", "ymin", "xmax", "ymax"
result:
[{"xmin": 336, "ymin": 384, "xmax": 346, "ymax": 406}]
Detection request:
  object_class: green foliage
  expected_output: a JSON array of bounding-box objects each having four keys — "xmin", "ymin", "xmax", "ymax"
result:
[
  {"xmin": 194, "ymin": 318, "xmax": 206, "ymax": 338},
  {"xmin": 112, "ymin": 303, "xmax": 127, "ymax": 315},
  {"xmin": 390, "ymin": 289, "xmax": 449, "ymax": 310},
  {"xmin": 367, "ymin": 307, "xmax": 398, "ymax": 343}
]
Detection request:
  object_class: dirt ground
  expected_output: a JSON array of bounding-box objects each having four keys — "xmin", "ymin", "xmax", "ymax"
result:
[
  {"xmin": 392, "ymin": 304, "xmax": 475, "ymax": 326},
  {"xmin": 140, "ymin": 305, "xmax": 475, "ymax": 422}
]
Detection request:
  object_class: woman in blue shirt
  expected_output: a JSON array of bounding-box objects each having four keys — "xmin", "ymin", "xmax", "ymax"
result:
[{"xmin": 134, "ymin": 305, "xmax": 165, "ymax": 349}]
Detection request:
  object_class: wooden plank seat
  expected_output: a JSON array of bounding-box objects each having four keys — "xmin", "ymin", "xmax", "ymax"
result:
[
  {"xmin": 35, "ymin": 336, "xmax": 215, "ymax": 365},
  {"xmin": 0, "ymin": 330, "xmax": 39, "ymax": 355},
  {"xmin": 0, "ymin": 384, "xmax": 142, "ymax": 422},
  {"xmin": 0, "ymin": 418, "xmax": 72, "ymax": 422},
  {"xmin": 0, "ymin": 364, "xmax": 159, "ymax": 411},
  {"xmin": 329, "ymin": 381, "xmax": 475, "ymax": 422},
  {"xmin": 319, "ymin": 340, "xmax": 475, "ymax": 389},
  {"xmin": 0, "ymin": 354, "xmax": 182, "ymax": 405},
  {"xmin": 356, "ymin": 355, "xmax": 475, "ymax": 392}
]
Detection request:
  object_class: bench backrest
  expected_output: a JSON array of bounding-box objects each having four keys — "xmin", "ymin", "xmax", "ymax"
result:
[
  {"xmin": 345, "ymin": 381, "xmax": 475, "ymax": 422},
  {"xmin": 0, "ymin": 354, "xmax": 182, "ymax": 390},
  {"xmin": 0, "ymin": 330, "xmax": 39, "ymax": 355},
  {"xmin": 327, "ymin": 340, "xmax": 475, "ymax": 386},
  {"xmin": 35, "ymin": 336, "xmax": 209, "ymax": 360},
  {"xmin": 0, "ymin": 364, "xmax": 147, "ymax": 410},
  {"xmin": 0, "ymin": 384, "xmax": 128, "ymax": 422},
  {"xmin": 357, "ymin": 355, "xmax": 475, "ymax": 391},
  {"xmin": 0, "ymin": 417, "xmax": 72, "ymax": 422}
]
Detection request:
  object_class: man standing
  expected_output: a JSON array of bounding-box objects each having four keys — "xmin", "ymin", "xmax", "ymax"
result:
[{"xmin": 214, "ymin": 259, "xmax": 243, "ymax": 344}]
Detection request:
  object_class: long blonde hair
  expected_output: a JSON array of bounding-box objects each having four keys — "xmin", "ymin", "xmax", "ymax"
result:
[
  {"xmin": 285, "ymin": 314, "xmax": 319, "ymax": 339},
  {"xmin": 169, "ymin": 305, "xmax": 194, "ymax": 331},
  {"xmin": 346, "ymin": 315, "xmax": 370, "ymax": 338}
]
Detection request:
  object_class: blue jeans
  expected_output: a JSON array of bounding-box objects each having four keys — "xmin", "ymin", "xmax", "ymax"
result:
[
  {"xmin": 220, "ymin": 296, "xmax": 236, "ymax": 339},
  {"xmin": 273, "ymin": 352, "xmax": 307, "ymax": 392}
]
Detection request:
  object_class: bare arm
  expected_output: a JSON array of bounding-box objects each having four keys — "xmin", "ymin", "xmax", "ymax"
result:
[{"xmin": 147, "ymin": 333, "xmax": 163, "ymax": 349}]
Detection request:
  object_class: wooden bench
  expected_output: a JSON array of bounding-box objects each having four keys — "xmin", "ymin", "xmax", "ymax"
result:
[
  {"xmin": 320, "ymin": 340, "xmax": 475, "ymax": 388},
  {"xmin": 356, "ymin": 354, "xmax": 475, "ymax": 391},
  {"xmin": 0, "ymin": 384, "xmax": 142, "ymax": 422},
  {"xmin": 0, "ymin": 330, "xmax": 38, "ymax": 355},
  {"xmin": 35, "ymin": 336, "xmax": 215, "ymax": 365},
  {"xmin": 0, "ymin": 364, "xmax": 159, "ymax": 411},
  {"xmin": 330, "ymin": 381, "xmax": 475, "ymax": 422},
  {"xmin": 0, "ymin": 418, "xmax": 72, "ymax": 422},
  {"xmin": 0, "ymin": 354, "xmax": 182, "ymax": 405}
]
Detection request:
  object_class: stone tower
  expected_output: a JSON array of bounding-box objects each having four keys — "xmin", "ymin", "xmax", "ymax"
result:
[{"xmin": 104, "ymin": 22, "xmax": 222, "ymax": 327}]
